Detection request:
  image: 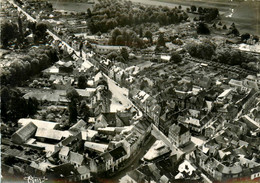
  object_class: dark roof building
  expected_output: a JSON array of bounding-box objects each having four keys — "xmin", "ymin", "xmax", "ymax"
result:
[{"xmin": 109, "ymin": 146, "xmax": 127, "ymax": 161}]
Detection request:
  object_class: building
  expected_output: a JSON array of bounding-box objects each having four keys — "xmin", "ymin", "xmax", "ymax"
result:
[
  {"xmin": 69, "ymin": 152, "xmax": 85, "ymax": 168},
  {"xmin": 77, "ymin": 165, "xmax": 91, "ymax": 181},
  {"xmin": 91, "ymin": 44, "xmax": 130, "ymax": 54},
  {"xmin": 11, "ymin": 122, "xmax": 37, "ymax": 144},
  {"xmin": 168, "ymin": 124, "xmax": 191, "ymax": 147},
  {"xmin": 109, "ymin": 146, "xmax": 127, "ymax": 172},
  {"xmin": 59, "ymin": 146, "xmax": 70, "ymax": 163}
]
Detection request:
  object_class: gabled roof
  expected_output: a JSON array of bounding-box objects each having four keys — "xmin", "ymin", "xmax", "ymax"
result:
[
  {"xmin": 18, "ymin": 118, "xmax": 59, "ymax": 130},
  {"xmin": 77, "ymin": 165, "xmax": 90, "ymax": 175},
  {"xmin": 48, "ymin": 163, "xmax": 78, "ymax": 178},
  {"xmin": 59, "ymin": 146, "xmax": 70, "ymax": 157},
  {"xmin": 69, "ymin": 152, "xmax": 84, "ymax": 165},
  {"xmin": 35, "ymin": 128, "xmax": 65, "ymax": 141},
  {"xmin": 11, "ymin": 122, "xmax": 37, "ymax": 144},
  {"xmin": 80, "ymin": 130, "xmax": 98, "ymax": 140},
  {"xmin": 69, "ymin": 119, "xmax": 86, "ymax": 131},
  {"xmin": 94, "ymin": 71, "xmax": 103, "ymax": 82},
  {"xmin": 109, "ymin": 146, "xmax": 127, "ymax": 160},
  {"xmin": 101, "ymin": 113, "xmax": 117, "ymax": 124}
]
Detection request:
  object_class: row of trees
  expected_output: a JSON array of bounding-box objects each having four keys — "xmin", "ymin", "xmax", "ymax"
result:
[
  {"xmin": 189, "ymin": 5, "xmax": 219, "ymax": 22},
  {"xmin": 1, "ymin": 46, "xmax": 59, "ymax": 86},
  {"xmin": 87, "ymin": 0, "xmax": 189, "ymax": 34},
  {"xmin": 1, "ymin": 87, "xmax": 38, "ymax": 122}
]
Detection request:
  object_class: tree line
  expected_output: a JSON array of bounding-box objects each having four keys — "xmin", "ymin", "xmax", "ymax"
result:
[{"xmin": 87, "ymin": 0, "xmax": 189, "ymax": 34}]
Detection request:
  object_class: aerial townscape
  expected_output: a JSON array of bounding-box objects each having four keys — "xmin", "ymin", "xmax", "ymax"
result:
[{"xmin": 0, "ymin": 0, "xmax": 260, "ymax": 182}]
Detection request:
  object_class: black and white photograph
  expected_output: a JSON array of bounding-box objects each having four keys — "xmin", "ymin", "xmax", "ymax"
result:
[{"xmin": 0, "ymin": 0, "xmax": 260, "ymax": 182}]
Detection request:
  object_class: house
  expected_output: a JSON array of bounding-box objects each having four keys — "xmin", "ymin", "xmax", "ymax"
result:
[
  {"xmin": 216, "ymin": 89, "xmax": 233, "ymax": 104},
  {"xmin": 77, "ymin": 165, "xmax": 91, "ymax": 181},
  {"xmin": 177, "ymin": 116, "xmax": 201, "ymax": 133},
  {"xmin": 95, "ymin": 113, "xmax": 116, "ymax": 130},
  {"xmin": 59, "ymin": 146, "xmax": 70, "ymax": 163},
  {"xmin": 102, "ymin": 152, "xmax": 113, "ymax": 171},
  {"xmin": 168, "ymin": 123, "xmax": 191, "ymax": 147},
  {"xmin": 119, "ymin": 170, "xmax": 147, "ymax": 183},
  {"xmin": 195, "ymin": 76, "xmax": 212, "ymax": 89},
  {"xmin": 93, "ymin": 71, "xmax": 104, "ymax": 86},
  {"xmin": 148, "ymin": 104, "xmax": 162, "ymax": 127},
  {"xmin": 143, "ymin": 140, "xmax": 171, "ymax": 162},
  {"xmin": 242, "ymin": 115, "xmax": 260, "ymax": 130},
  {"xmin": 205, "ymin": 125, "xmax": 216, "ymax": 138},
  {"xmin": 90, "ymin": 151, "xmax": 113, "ymax": 173},
  {"xmin": 60, "ymin": 134, "xmax": 84, "ymax": 152},
  {"xmin": 80, "ymin": 130, "xmax": 98, "ymax": 141},
  {"xmin": 160, "ymin": 55, "xmax": 171, "ymax": 62},
  {"xmin": 47, "ymin": 163, "xmax": 78, "ymax": 182},
  {"xmin": 229, "ymin": 79, "xmax": 244, "ymax": 89},
  {"xmin": 69, "ymin": 152, "xmax": 85, "ymax": 168},
  {"xmin": 95, "ymin": 112, "xmax": 132, "ymax": 130},
  {"xmin": 11, "ymin": 122, "xmax": 37, "ymax": 144},
  {"xmin": 250, "ymin": 166, "xmax": 260, "ymax": 180},
  {"xmin": 109, "ymin": 146, "xmax": 127, "ymax": 172}
]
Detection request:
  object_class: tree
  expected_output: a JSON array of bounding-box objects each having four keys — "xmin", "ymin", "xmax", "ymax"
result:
[
  {"xmin": 116, "ymin": 55, "xmax": 125, "ymax": 63},
  {"xmin": 68, "ymin": 99, "xmax": 78, "ymax": 124},
  {"xmin": 140, "ymin": 80, "xmax": 148, "ymax": 90},
  {"xmin": 139, "ymin": 27, "xmax": 143, "ymax": 38},
  {"xmin": 186, "ymin": 40, "xmax": 216, "ymax": 60},
  {"xmin": 78, "ymin": 75, "xmax": 87, "ymax": 89},
  {"xmin": 157, "ymin": 32, "xmax": 165, "ymax": 47},
  {"xmin": 120, "ymin": 48, "xmax": 129, "ymax": 61},
  {"xmin": 27, "ymin": 97, "xmax": 39, "ymax": 116},
  {"xmin": 252, "ymin": 35, "xmax": 259, "ymax": 43},
  {"xmin": 107, "ymin": 51, "xmax": 118, "ymax": 61},
  {"xmin": 112, "ymin": 28, "xmax": 122, "ymax": 44},
  {"xmin": 191, "ymin": 5, "xmax": 197, "ymax": 12},
  {"xmin": 241, "ymin": 33, "xmax": 250, "ymax": 42},
  {"xmin": 116, "ymin": 35, "xmax": 124, "ymax": 46},
  {"xmin": 17, "ymin": 16, "xmax": 24, "ymax": 45},
  {"xmin": 228, "ymin": 27, "xmax": 240, "ymax": 36},
  {"xmin": 197, "ymin": 22, "xmax": 210, "ymax": 34},
  {"xmin": 87, "ymin": 8, "xmax": 92, "ymax": 18},
  {"xmin": 66, "ymin": 88, "xmax": 80, "ymax": 101},
  {"xmin": 35, "ymin": 23, "xmax": 48, "ymax": 42},
  {"xmin": 170, "ymin": 51, "xmax": 182, "ymax": 63},
  {"xmin": 78, "ymin": 101, "xmax": 91, "ymax": 122},
  {"xmin": 198, "ymin": 7, "xmax": 204, "ymax": 14},
  {"xmin": 1, "ymin": 22, "xmax": 18, "ymax": 48},
  {"xmin": 144, "ymin": 30, "xmax": 153, "ymax": 43}
]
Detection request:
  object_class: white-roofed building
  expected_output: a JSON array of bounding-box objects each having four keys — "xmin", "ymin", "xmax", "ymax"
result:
[{"xmin": 18, "ymin": 118, "xmax": 59, "ymax": 129}]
